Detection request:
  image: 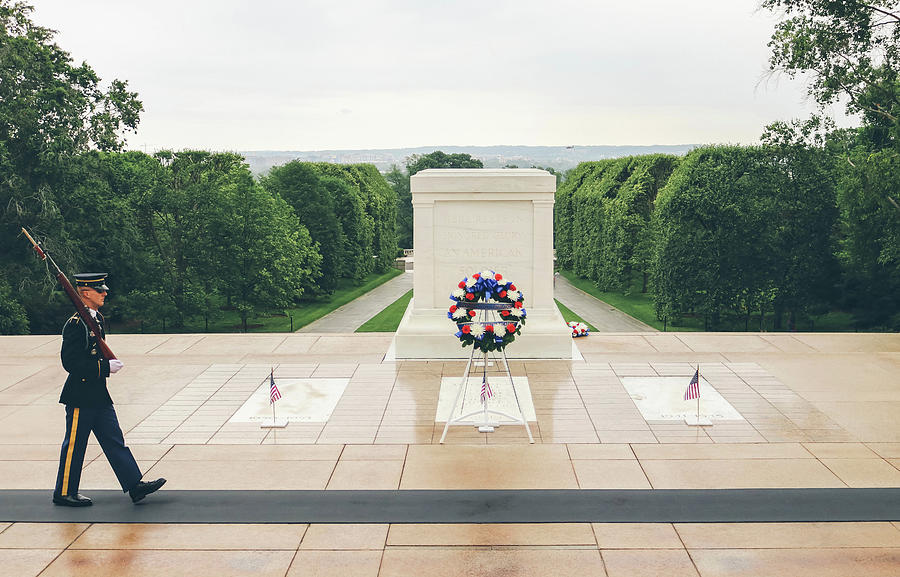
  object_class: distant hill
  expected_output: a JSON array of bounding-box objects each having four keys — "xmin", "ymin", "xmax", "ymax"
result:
[{"xmin": 240, "ymin": 144, "xmax": 699, "ymax": 175}]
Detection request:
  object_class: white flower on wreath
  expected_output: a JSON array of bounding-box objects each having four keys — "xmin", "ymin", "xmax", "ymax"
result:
[
  {"xmin": 507, "ymin": 290, "xmax": 520, "ymax": 301},
  {"xmin": 452, "ymin": 308, "xmax": 468, "ymax": 319},
  {"xmin": 480, "ymin": 270, "xmax": 494, "ymax": 280},
  {"xmin": 452, "ymin": 288, "xmax": 466, "ymax": 299},
  {"xmin": 494, "ymin": 323, "xmax": 506, "ymax": 337},
  {"xmin": 471, "ymin": 323, "xmax": 485, "ymax": 337},
  {"xmin": 465, "ymin": 277, "xmax": 478, "ymax": 288}
]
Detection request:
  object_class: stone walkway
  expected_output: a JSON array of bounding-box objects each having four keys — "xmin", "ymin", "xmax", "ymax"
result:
[
  {"xmin": 298, "ymin": 271, "xmax": 413, "ymax": 333},
  {"xmin": 554, "ymin": 275, "xmax": 656, "ymax": 332},
  {"xmin": 1, "ymin": 332, "xmax": 899, "ymax": 576}
]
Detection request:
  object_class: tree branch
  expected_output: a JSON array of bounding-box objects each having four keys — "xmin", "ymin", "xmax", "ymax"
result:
[
  {"xmin": 886, "ymin": 195, "xmax": 900, "ymax": 212},
  {"xmin": 863, "ymin": 4, "xmax": 900, "ymax": 23}
]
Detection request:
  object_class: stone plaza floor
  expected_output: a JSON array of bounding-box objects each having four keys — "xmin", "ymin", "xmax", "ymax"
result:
[{"xmin": 0, "ymin": 331, "xmax": 898, "ymax": 576}]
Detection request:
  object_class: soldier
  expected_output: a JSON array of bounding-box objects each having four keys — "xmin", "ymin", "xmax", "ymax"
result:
[{"xmin": 53, "ymin": 273, "xmax": 166, "ymax": 507}]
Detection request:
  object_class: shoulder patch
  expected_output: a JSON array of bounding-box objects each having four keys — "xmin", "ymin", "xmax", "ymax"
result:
[{"xmin": 62, "ymin": 314, "xmax": 82, "ymax": 334}]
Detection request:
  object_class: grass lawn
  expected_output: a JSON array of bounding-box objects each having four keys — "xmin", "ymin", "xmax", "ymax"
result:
[
  {"xmin": 356, "ymin": 289, "xmax": 413, "ymax": 332},
  {"xmin": 558, "ymin": 270, "xmax": 689, "ymax": 331},
  {"xmin": 125, "ymin": 268, "xmax": 403, "ymax": 333},
  {"xmin": 554, "ymin": 299, "xmax": 598, "ymax": 332}
]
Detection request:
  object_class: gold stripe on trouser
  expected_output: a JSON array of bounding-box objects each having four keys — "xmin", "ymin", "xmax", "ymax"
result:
[{"xmin": 61, "ymin": 408, "xmax": 80, "ymax": 495}]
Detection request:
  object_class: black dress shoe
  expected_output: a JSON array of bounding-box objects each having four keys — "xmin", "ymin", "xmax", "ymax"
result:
[
  {"xmin": 129, "ymin": 478, "xmax": 166, "ymax": 503},
  {"xmin": 52, "ymin": 493, "xmax": 92, "ymax": 507}
]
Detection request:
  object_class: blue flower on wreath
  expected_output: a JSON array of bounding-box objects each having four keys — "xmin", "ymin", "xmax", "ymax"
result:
[{"xmin": 447, "ymin": 270, "xmax": 527, "ymax": 353}]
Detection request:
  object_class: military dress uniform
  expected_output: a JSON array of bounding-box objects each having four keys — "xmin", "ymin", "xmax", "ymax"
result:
[{"xmin": 53, "ymin": 273, "xmax": 165, "ymax": 507}]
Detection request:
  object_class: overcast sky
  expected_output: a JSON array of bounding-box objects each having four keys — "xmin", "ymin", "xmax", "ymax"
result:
[{"xmin": 32, "ymin": 0, "xmax": 840, "ymax": 151}]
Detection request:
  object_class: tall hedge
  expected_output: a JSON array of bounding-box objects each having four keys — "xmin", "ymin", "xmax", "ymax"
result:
[
  {"xmin": 651, "ymin": 145, "xmax": 838, "ymax": 329},
  {"xmin": 555, "ymin": 155, "xmax": 679, "ymax": 292},
  {"xmin": 834, "ymin": 147, "xmax": 900, "ymax": 328}
]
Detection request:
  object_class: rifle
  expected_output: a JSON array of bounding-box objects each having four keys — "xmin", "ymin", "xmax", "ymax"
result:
[{"xmin": 21, "ymin": 227, "xmax": 117, "ymax": 360}]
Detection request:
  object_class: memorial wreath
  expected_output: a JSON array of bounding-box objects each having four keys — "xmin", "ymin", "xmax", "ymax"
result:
[
  {"xmin": 448, "ymin": 270, "xmax": 526, "ymax": 353},
  {"xmin": 568, "ymin": 321, "xmax": 590, "ymax": 338}
]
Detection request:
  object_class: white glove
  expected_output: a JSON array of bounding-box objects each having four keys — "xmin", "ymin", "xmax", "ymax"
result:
[{"xmin": 109, "ymin": 359, "xmax": 124, "ymax": 374}]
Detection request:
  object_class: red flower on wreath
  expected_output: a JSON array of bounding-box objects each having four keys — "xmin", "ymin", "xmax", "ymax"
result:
[{"xmin": 449, "ymin": 271, "xmax": 525, "ymax": 353}]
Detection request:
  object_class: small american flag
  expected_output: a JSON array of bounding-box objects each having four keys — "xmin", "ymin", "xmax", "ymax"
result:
[
  {"xmin": 269, "ymin": 369, "xmax": 282, "ymax": 404},
  {"xmin": 684, "ymin": 369, "xmax": 700, "ymax": 400},
  {"xmin": 480, "ymin": 374, "xmax": 493, "ymax": 402}
]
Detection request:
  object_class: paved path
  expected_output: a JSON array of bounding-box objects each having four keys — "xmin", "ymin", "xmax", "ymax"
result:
[
  {"xmin": 3, "ymin": 334, "xmax": 899, "ymax": 576},
  {"xmin": 553, "ymin": 275, "xmax": 656, "ymax": 332},
  {"xmin": 298, "ymin": 271, "xmax": 413, "ymax": 332}
]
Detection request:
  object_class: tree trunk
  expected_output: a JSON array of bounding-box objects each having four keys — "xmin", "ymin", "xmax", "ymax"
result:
[
  {"xmin": 773, "ymin": 303, "xmax": 784, "ymax": 330},
  {"xmin": 642, "ymin": 272, "xmax": 649, "ymax": 293}
]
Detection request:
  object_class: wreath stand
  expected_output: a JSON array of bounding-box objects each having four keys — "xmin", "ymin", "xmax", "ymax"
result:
[{"xmin": 440, "ymin": 303, "xmax": 534, "ymax": 444}]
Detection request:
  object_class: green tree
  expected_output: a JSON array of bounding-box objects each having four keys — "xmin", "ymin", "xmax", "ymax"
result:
[
  {"xmin": 761, "ymin": 121, "xmax": 842, "ymax": 329},
  {"xmin": 406, "ymin": 151, "xmax": 484, "ymax": 175},
  {"xmin": 344, "ymin": 164, "xmax": 398, "ymax": 273},
  {"xmin": 0, "ymin": 1, "xmax": 142, "ymax": 331},
  {"xmin": 835, "ymin": 146, "xmax": 900, "ymax": 327},
  {"xmin": 217, "ymin": 171, "xmax": 321, "ymax": 331},
  {"xmin": 129, "ymin": 151, "xmax": 246, "ymax": 327},
  {"xmin": 325, "ymin": 175, "xmax": 369, "ymax": 281},
  {"xmin": 0, "ymin": 278, "xmax": 28, "ymax": 334},
  {"xmin": 764, "ymin": 1, "xmax": 900, "ymax": 144},
  {"xmin": 387, "ymin": 151, "xmax": 483, "ymax": 252},
  {"xmin": 263, "ymin": 161, "xmax": 344, "ymax": 292},
  {"xmin": 763, "ymin": 2, "xmax": 900, "ymax": 327},
  {"xmin": 308, "ymin": 163, "xmax": 397, "ymax": 281},
  {"xmin": 386, "ymin": 164, "xmax": 411, "ymax": 250}
]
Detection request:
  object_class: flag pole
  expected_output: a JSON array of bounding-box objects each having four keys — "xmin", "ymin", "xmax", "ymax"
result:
[
  {"xmin": 261, "ymin": 366, "xmax": 287, "ymax": 429},
  {"xmin": 271, "ymin": 366, "xmax": 276, "ymax": 424},
  {"xmin": 482, "ymin": 350, "xmax": 489, "ymax": 425},
  {"xmin": 696, "ymin": 364, "xmax": 700, "ymax": 422}
]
